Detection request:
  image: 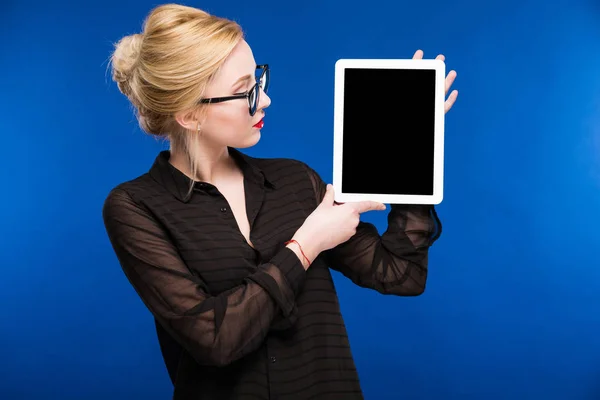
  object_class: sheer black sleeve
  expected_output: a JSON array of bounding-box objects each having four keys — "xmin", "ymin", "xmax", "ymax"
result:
[
  {"xmin": 102, "ymin": 188, "xmax": 306, "ymax": 367},
  {"xmin": 301, "ymin": 163, "xmax": 442, "ymax": 296}
]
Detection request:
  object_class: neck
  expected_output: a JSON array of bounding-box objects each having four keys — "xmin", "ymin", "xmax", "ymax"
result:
[{"xmin": 168, "ymin": 141, "xmax": 237, "ymax": 184}]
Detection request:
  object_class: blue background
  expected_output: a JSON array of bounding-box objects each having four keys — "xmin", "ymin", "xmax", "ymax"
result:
[{"xmin": 2, "ymin": 0, "xmax": 600, "ymax": 399}]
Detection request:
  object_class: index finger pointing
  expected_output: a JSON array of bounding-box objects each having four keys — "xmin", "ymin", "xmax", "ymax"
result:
[{"xmin": 352, "ymin": 201, "xmax": 387, "ymax": 213}]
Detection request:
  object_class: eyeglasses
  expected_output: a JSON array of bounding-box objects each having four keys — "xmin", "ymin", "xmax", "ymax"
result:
[{"xmin": 199, "ymin": 64, "xmax": 270, "ymax": 116}]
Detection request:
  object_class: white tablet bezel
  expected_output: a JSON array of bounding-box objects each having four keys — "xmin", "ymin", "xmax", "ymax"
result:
[{"xmin": 332, "ymin": 58, "xmax": 446, "ymax": 205}]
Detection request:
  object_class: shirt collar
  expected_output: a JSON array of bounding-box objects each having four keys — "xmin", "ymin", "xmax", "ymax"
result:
[{"xmin": 148, "ymin": 147, "xmax": 276, "ymax": 203}]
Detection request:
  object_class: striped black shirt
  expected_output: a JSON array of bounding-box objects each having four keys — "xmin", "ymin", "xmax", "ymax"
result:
[{"xmin": 102, "ymin": 147, "xmax": 442, "ymax": 399}]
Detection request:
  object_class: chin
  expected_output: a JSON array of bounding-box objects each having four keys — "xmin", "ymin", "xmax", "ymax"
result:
[{"xmin": 235, "ymin": 131, "xmax": 261, "ymax": 149}]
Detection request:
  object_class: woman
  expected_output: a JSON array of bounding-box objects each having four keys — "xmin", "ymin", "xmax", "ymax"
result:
[{"xmin": 103, "ymin": 3, "xmax": 458, "ymax": 399}]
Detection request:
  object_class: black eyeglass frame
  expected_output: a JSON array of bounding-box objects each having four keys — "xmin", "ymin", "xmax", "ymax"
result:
[{"xmin": 198, "ymin": 64, "xmax": 269, "ymax": 116}]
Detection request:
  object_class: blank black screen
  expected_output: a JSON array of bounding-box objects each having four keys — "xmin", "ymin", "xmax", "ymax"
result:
[{"xmin": 341, "ymin": 68, "xmax": 436, "ymax": 195}]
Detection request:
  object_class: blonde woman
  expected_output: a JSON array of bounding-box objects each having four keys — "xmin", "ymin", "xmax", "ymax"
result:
[{"xmin": 103, "ymin": 3, "xmax": 458, "ymax": 399}]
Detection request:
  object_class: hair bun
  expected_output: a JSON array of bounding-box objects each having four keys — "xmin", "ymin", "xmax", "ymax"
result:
[{"xmin": 111, "ymin": 33, "xmax": 143, "ymax": 96}]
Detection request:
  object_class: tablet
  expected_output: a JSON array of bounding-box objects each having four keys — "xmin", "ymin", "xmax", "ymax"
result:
[{"xmin": 332, "ymin": 58, "xmax": 446, "ymax": 205}]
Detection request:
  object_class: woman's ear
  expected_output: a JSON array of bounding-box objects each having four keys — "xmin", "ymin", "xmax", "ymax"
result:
[{"xmin": 174, "ymin": 108, "xmax": 202, "ymax": 131}]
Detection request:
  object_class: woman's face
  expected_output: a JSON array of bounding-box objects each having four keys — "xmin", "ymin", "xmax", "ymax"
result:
[{"xmin": 197, "ymin": 39, "xmax": 271, "ymax": 149}]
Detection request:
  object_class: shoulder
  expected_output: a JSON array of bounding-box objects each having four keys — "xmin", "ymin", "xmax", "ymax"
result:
[
  {"xmin": 245, "ymin": 153, "xmax": 323, "ymax": 184},
  {"xmin": 248, "ymin": 153, "xmax": 307, "ymax": 171},
  {"xmin": 102, "ymin": 173, "xmax": 158, "ymax": 219},
  {"xmin": 243, "ymin": 153, "xmax": 327, "ymax": 205}
]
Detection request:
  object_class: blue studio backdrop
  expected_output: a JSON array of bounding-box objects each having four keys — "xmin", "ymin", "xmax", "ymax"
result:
[{"xmin": 2, "ymin": 0, "xmax": 600, "ymax": 399}]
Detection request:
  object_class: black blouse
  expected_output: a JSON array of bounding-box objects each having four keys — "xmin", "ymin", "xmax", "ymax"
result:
[{"xmin": 102, "ymin": 147, "xmax": 442, "ymax": 399}]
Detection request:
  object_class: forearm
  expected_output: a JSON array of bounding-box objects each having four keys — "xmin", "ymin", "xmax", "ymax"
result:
[
  {"xmin": 131, "ymin": 248, "xmax": 306, "ymax": 367},
  {"xmin": 325, "ymin": 205, "xmax": 441, "ymax": 295}
]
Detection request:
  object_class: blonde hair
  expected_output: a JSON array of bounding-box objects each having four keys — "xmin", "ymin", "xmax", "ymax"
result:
[{"xmin": 109, "ymin": 3, "xmax": 244, "ymax": 188}]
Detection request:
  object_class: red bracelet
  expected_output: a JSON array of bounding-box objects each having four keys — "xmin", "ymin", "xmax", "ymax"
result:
[{"xmin": 284, "ymin": 239, "xmax": 311, "ymax": 265}]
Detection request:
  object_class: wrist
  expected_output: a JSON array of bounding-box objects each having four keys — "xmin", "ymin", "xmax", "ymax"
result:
[
  {"xmin": 285, "ymin": 240, "xmax": 310, "ymax": 270},
  {"xmin": 288, "ymin": 232, "xmax": 321, "ymax": 268}
]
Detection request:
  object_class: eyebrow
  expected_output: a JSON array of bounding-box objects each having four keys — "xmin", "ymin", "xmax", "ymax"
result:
[{"xmin": 232, "ymin": 74, "xmax": 252, "ymax": 88}]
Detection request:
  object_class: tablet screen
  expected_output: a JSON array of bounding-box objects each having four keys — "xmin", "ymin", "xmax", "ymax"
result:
[{"xmin": 341, "ymin": 68, "xmax": 437, "ymax": 196}]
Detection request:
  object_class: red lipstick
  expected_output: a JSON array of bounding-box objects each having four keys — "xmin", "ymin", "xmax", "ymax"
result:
[{"xmin": 253, "ymin": 118, "xmax": 264, "ymax": 129}]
